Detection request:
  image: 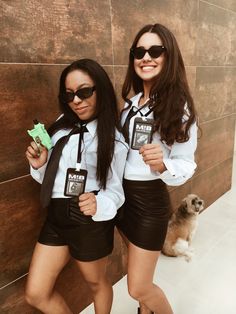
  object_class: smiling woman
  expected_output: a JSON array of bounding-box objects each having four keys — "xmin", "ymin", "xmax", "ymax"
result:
[
  {"xmin": 116, "ymin": 23, "xmax": 198, "ymax": 314},
  {"xmin": 133, "ymin": 32, "xmax": 166, "ymax": 89}
]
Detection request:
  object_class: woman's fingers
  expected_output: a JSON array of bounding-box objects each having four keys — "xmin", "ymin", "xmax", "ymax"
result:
[
  {"xmin": 139, "ymin": 143, "xmax": 166, "ymax": 173},
  {"xmin": 25, "ymin": 141, "xmax": 48, "ymax": 168},
  {"xmin": 78, "ymin": 192, "xmax": 97, "ymax": 216}
]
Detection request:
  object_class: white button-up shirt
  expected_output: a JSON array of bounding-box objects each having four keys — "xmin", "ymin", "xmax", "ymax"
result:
[
  {"xmin": 30, "ymin": 119, "xmax": 128, "ymax": 221},
  {"xmin": 122, "ymin": 93, "xmax": 197, "ymax": 185}
]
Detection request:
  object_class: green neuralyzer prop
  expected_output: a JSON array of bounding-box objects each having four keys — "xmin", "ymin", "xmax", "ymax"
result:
[{"xmin": 27, "ymin": 119, "xmax": 52, "ymax": 150}]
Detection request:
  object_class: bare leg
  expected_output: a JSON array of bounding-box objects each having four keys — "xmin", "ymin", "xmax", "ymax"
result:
[
  {"xmin": 127, "ymin": 242, "xmax": 173, "ymax": 314},
  {"xmin": 75, "ymin": 257, "xmax": 112, "ymax": 314},
  {"xmin": 117, "ymin": 229, "xmax": 151, "ymax": 313},
  {"xmin": 139, "ymin": 303, "xmax": 153, "ymax": 314},
  {"xmin": 25, "ymin": 243, "xmax": 72, "ymax": 314}
]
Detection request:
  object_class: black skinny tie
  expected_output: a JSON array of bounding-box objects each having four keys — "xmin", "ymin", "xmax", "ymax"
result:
[{"xmin": 40, "ymin": 125, "xmax": 87, "ymax": 208}]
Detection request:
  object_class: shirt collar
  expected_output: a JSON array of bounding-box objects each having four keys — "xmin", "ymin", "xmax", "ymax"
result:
[
  {"xmin": 131, "ymin": 92, "xmax": 143, "ymax": 108},
  {"xmin": 132, "ymin": 92, "xmax": 150, "ymax": 110},
  {"xmin": 131, "ymin": 93, "xmax": 151, "ymax": 116},
  {"xmin": 85, "ymin": 119, "xmax": 97, "ymax": 137}
]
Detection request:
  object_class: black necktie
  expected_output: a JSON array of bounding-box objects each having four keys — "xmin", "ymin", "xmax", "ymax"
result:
[
  {"xmin": 40, "ymin": 125, "xmax": 87, "ymax": 208},
  {"xmin": 122, "ymin": 107, "xmax": 137, "ymax": 144}
]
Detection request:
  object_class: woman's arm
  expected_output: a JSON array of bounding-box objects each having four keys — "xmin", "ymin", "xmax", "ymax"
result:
[
  {"xmin": 140, "ymin": 122, "xmax": 198, "ymax": 186},
  {"xmin": 92, "ymin": 139, "xmax": 128, "ymax": 221}
]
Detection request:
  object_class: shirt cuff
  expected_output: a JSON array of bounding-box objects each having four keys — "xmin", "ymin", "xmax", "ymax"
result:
[
  {"xmin": 30, "ymin": 163, "xmax": 47, "ymax": 183},
  {"xmin": 92, "ymin": 194, "xmax": 117, "ymax": 222},
  {"xmin": 161, "ymin": 158, "xmax": 176, "ymax": 177}
]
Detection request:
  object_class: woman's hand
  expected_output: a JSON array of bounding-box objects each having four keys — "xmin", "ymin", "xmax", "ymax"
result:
[
  {"xmin": 79, "ymin": 192, "xmax": 97, "ymax": 216},
  {"xmin": 139, "ymin": 143, "xmax": 167, "ymax": 173},
  {"xmin": 25, "ymin": 141, "xmax": 48, "ymax": 170}
]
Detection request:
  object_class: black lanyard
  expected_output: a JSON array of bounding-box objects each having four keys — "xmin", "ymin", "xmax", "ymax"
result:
[
  {"xmin": 132, "ymin": 101, "xmax": 150, "ymax": 116},
  {"xmin": 123, "ymin": 100, "xmax": 157, "ymax": 125},
  {"xmin": 76, "ymin": 124, "xmax": 88, "ymax": 171}
]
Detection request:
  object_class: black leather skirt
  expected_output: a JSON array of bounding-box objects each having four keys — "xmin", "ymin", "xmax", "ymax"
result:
[{"xmin": 116, "ymin": 179, "xmax": 171, "ymax": 251}]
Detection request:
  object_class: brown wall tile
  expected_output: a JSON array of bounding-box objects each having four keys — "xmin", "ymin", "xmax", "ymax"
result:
[
  {"xmin": 195, "ymin": 116, "xmax": 235, "ymax": 175},
  {"xmin": 0, "ymin": 64, "xmax": 63, "ymax": 182},
  {"xmin": 1, "ymin": 1, "xmax": 113, "ymax": 64},
  {"xmin": 112, "ymin": 0, "xmax": 198, "ymax": 65},
  {"xmin": 202, "ymin": 0, "xmax": 236, "ymax": 13},
  {"xmin": 0, "ymin": 276, "xmax": 38, "ymax": 314},
  {"xmin": 0, "ymin": 176, "xmax": 44, "ymax": 287},
  {"xmin": 195, "ymin": 67, "xmax": 236, "ymax": 122},
  {"xmin": 113, "ymin": 66, "xmax": 128, "ymax": 109},
  {"xmin": 197, "ymin": 2, "xmax": 236, "ymax": 66},
  {"xmin": 191, "ymin": 158, "xmax": 233, "ymax": 208},
  {"xmin": 186, "ymin": 66, "xmax": 197, "ymax": 99}
]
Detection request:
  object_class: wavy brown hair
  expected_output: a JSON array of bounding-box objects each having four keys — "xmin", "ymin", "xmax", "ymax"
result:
[{"xmin": 122, "ymin": 23, "xmax": 197, "ymax": 146}]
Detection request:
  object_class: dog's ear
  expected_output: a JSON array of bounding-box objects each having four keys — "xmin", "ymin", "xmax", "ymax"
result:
[{"xmin": 178, "ymin": 199, "xmax": 188, "ymax": 214}]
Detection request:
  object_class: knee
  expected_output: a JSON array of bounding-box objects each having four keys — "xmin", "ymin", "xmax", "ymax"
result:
[
  {"xmin": 25, "ymin": 285, "xmax": 47, "ymax": 307},
  {"xmin": 86, "ymin": 278, "xmax": 110, "ymax": 295},
  {"xmin": 86, "ymin": 280, "xmax": 102, "ymax": 294},
  {"xmin": 128, "ymin": 283, "xmax": 147, "ymax": 302}
]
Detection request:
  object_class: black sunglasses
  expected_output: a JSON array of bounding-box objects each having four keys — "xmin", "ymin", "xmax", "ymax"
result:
[
  {"xmin": 63, "ymin": 86, "xmax": 96, "ymax": 103},
  {"xmin": 130, "ymin": 45, "xmax": 166, "ymax": 60}
]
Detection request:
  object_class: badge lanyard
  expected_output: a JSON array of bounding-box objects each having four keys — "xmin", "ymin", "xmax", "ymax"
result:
[
  {"xmin": 64, "ymin": 125, "xmax": 88, "ymax": 197},
  {"xmin": 123, "ymin": 99, "xmax": 158, "ymax": 127}
]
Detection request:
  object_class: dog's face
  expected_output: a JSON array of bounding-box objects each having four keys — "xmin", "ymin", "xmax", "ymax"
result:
[{"xmin": 180, "ymin": 194, "xmax": 204, "ymax": 216}]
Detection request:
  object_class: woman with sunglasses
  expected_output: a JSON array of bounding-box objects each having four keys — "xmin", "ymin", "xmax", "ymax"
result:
[
  {"xmin": 116, "ymin": 24, "xmax": 198, "ymax": 314},
  {"xmin": 25, "ymin": 59, "xmax": 128, "ymax": 314}
]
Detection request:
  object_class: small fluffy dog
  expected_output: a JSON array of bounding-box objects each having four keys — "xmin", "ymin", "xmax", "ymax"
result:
[{"xmin": 162, "ymin": 194, "xmax": 204, "ymax": 262}]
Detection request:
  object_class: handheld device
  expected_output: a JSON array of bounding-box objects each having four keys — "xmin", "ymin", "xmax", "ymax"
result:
[{"xmin": 27, "ymin": 119, "xmax": 52, "ymax": 150}]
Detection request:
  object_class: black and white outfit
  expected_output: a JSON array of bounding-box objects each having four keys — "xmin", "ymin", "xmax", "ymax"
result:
[
  {"xmin": 117, "ymin": 93, "xmax": 197, "ymax": 251},
  {"xmin": 31, "ymin": 119, "xmax": 128, "ymax": 261}
]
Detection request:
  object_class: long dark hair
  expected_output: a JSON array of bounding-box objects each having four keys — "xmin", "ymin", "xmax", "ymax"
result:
[
  {"xmin": 48, "ymin": 59, "xmax": 120, "ymax": 189},
  {"xmin": 122, "ymin": 23, "xmax": 197, "ymax": 146}
]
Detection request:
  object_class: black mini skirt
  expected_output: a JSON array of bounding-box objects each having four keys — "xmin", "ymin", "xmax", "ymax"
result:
[
  {"xmin": 38, "ymin": 198, "xmax": 115, "ymax": 261},
  {"xmin": 116, "ymin": 179, "xmax": 171, "ymax": 251}
]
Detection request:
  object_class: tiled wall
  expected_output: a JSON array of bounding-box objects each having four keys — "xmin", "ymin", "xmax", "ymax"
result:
[{"xmin": 0, "ymin": 1, "xmax": 235, "ymax": 312}]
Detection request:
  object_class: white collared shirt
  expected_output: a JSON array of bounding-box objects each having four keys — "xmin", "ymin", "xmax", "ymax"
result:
[
  {"xmin": 30, "ymin": 119, "xmax": 128, "ymax": 221},
  {"xmin": 122, "ymin": 93, "xmax": 197, "ymax": 185}
]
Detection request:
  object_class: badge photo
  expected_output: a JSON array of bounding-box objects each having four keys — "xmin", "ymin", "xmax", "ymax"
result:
[
  {"xmin": 131, "ymin": 117, "xmax": 154, "ymax": 150},
  {"xmin": 64, "ymin": 168, "xmax": 88, "ymax": 197}
]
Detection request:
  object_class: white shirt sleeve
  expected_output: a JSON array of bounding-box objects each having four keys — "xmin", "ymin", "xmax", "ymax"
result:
[
  {"xmin": 92, "ymin": 141, "xmax": 128, "ymax": 221},
  {"xmin": 30, "ymin": 162, "xmax": 48, "ymax": 184},
  {"xmin": 158, "ymin": 122, "xmax": 197, "ymax": 186}
]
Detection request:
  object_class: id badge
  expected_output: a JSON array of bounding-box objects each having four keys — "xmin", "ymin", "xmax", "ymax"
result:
[
  {"xmin": 64, "ymin": 168, "xmax": 87, "ymax": 197},
  {"xmin": 131, "ymin": 117, "xmax": 154, "ymax": 150}
]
